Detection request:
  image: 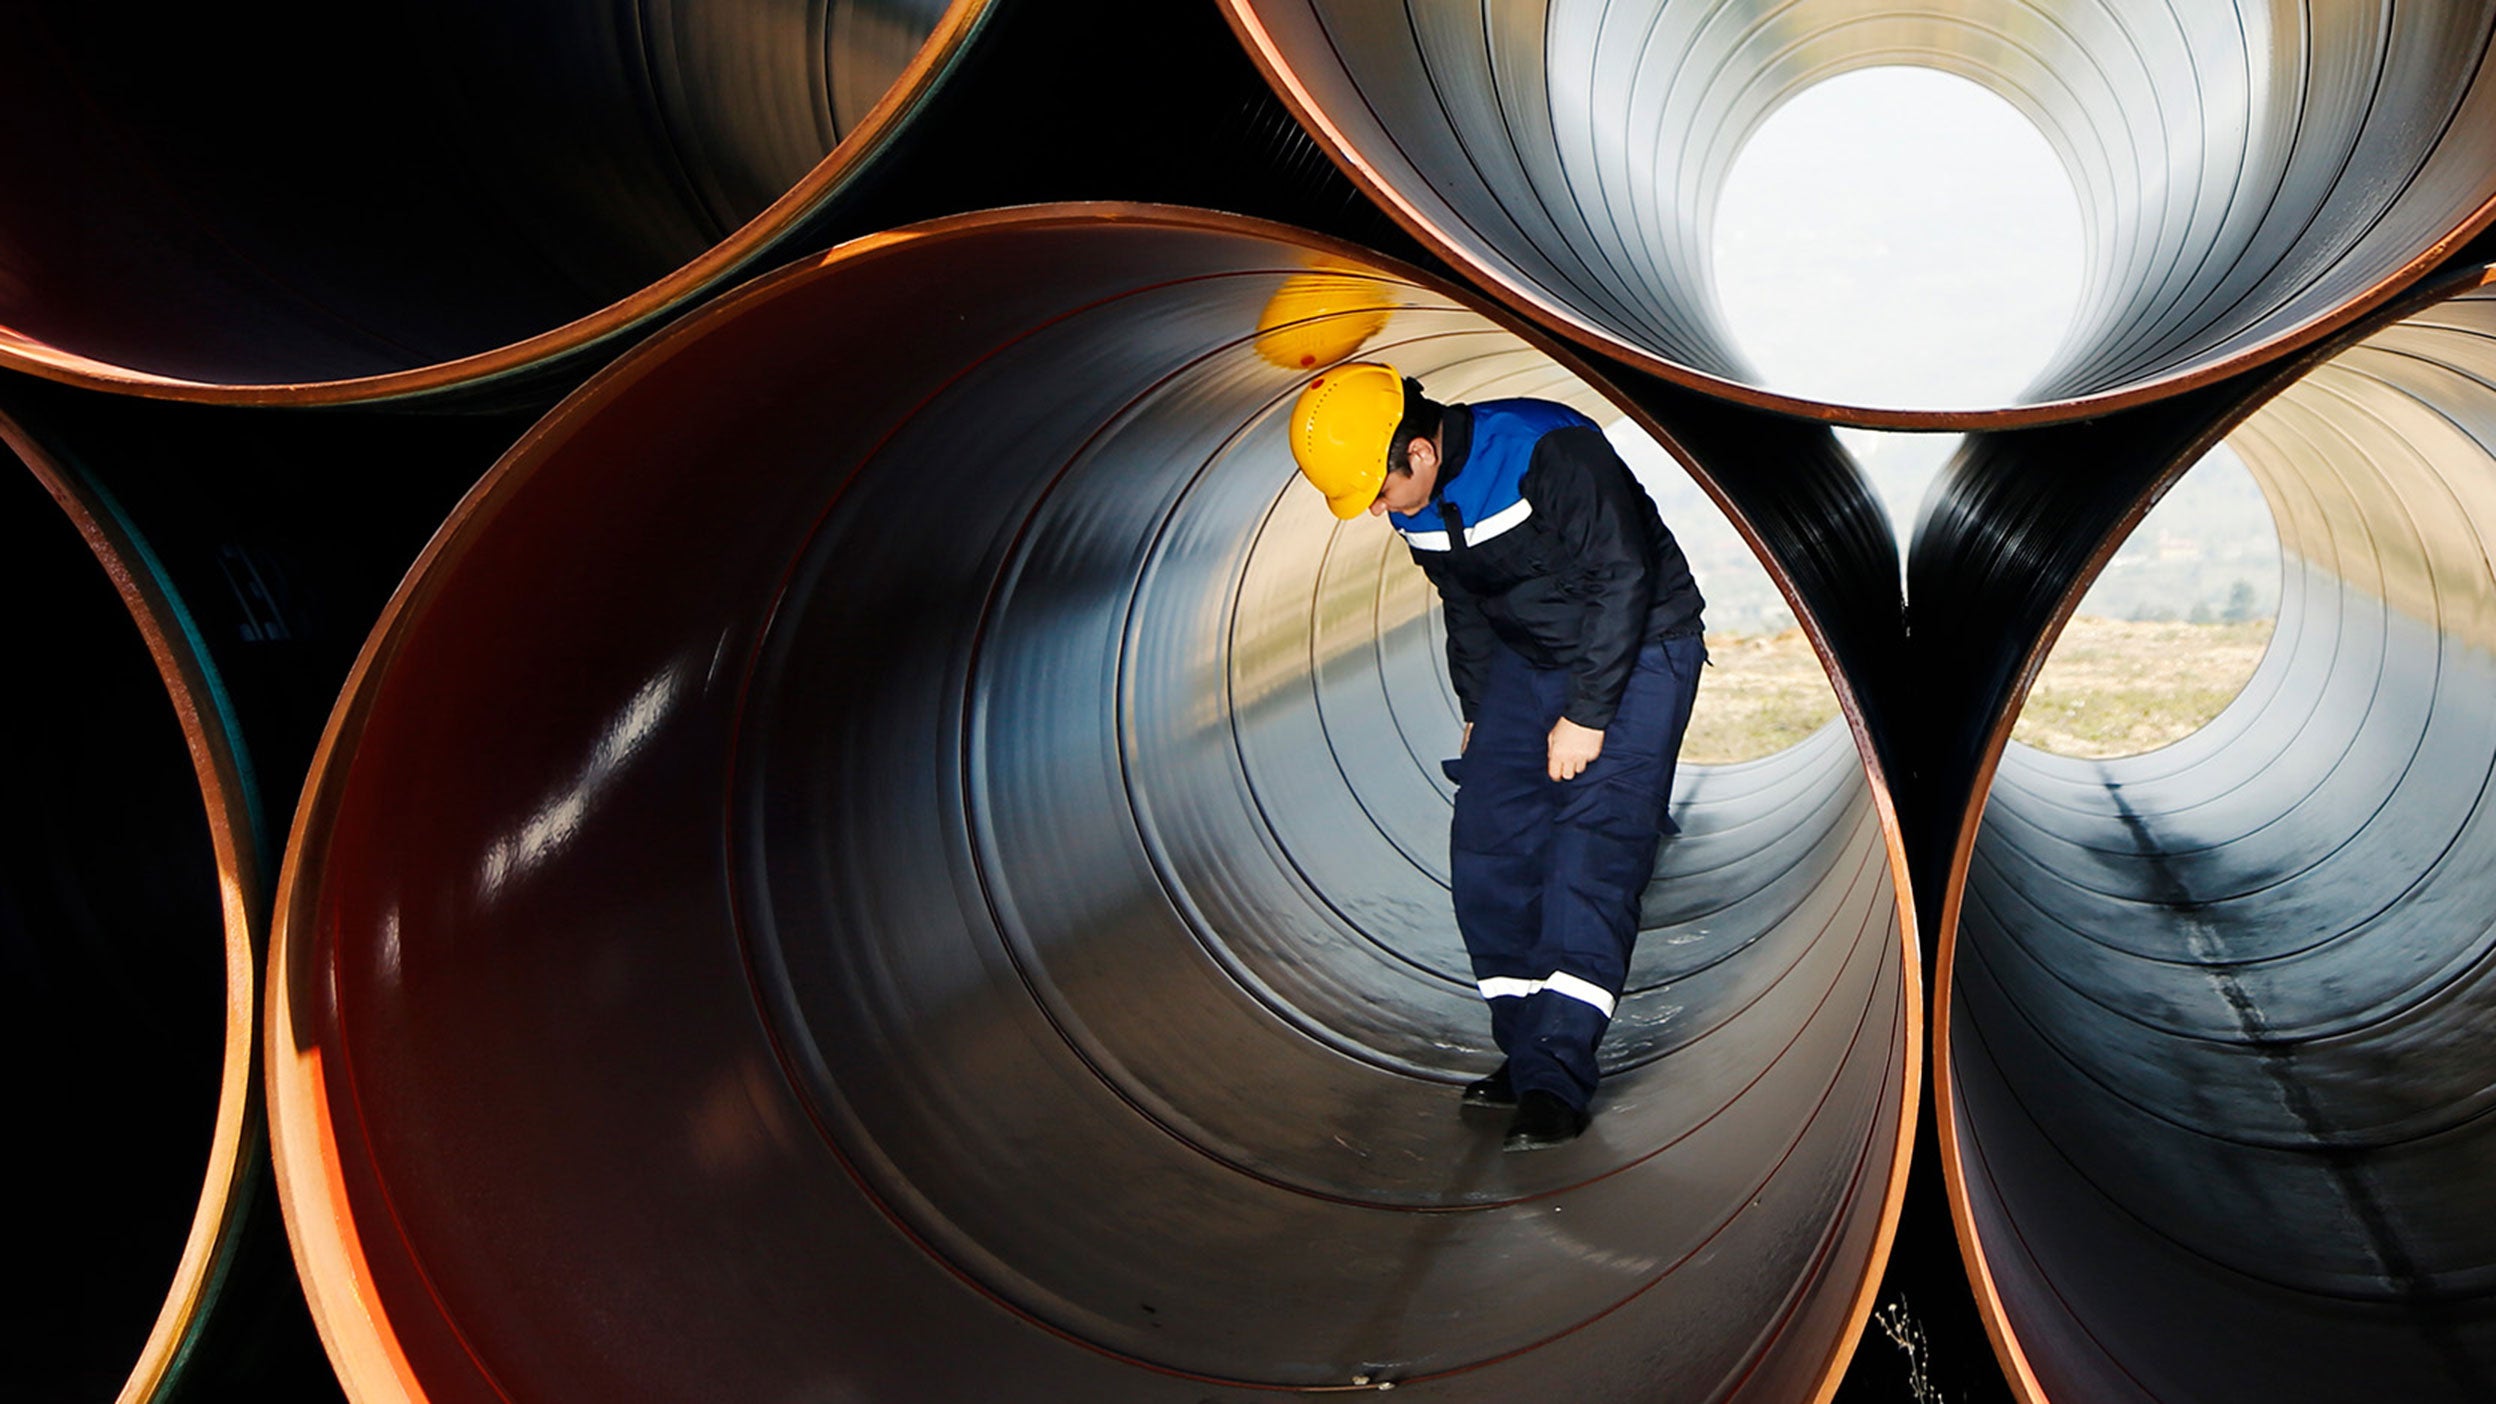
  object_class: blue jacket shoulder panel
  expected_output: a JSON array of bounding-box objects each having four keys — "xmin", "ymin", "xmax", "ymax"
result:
[{"xmin": 1388, "ymin": 399, "xmax": 1600, "ymax": 538}]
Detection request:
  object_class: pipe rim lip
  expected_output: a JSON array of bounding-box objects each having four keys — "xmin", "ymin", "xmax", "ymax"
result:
[
  {"xmin": 1213, "ymin": 1, "xmax": 2496, "ymax": 432},
  {"xmin": 0, "ymin": 0, "xmax": 997, "ymax": 407},
  {"xmin": 265, "ymin": 199, "xmax": 1919, "ymax": 1402},
  {"xmin": 3, "ymin": 410, "xmax": 267, "ymax": 1403},
  {"xmin": 1928, "ymin": 261, "xmax": 2496, "ymax": 1404}
]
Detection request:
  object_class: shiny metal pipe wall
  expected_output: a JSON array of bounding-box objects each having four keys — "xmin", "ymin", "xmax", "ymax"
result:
[
  {"xmin": 1921, "ymin": 272, "xmax": 2496, "ymax": 1401},
  {"xmin": 267, "ymin": 206, "xmax": 1916, "ymax": 1402},
  {"xmin": 1221, "ymin": 0, "xmax": 2496, "ymax": 427},
  {"xmin": 2, "ymin": 415, "xmax": 266, "ymax": 1400},
  {"xmin": 0, "ymin": 1, "xmax": 961, "ymax": 400}
]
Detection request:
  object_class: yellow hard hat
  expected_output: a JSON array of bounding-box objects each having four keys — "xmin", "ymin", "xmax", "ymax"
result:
[
  {"xmin": 1289, "ymin": 362, "xmax": 1406, "ymax": 519},
  {"xmin": 1254, "ymin": 270, "xmax": 1393, "ymax": 370}
]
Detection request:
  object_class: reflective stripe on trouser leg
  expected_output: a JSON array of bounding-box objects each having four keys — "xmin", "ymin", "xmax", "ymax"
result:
[
  {"xmin": 1473, "ymin": 973, "xmax": 1615, "ymax": 1015},
  {"xmin": 1509, "ymin": 638, "xmax": 1702, "ymax": 1109}
]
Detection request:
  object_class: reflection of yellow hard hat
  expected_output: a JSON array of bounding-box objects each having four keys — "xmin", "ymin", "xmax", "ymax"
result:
[
  {"xmin": 1255, "ymin": 271, "xmax": 1393, "ymax": 370},
  {"xmin": 1289, "ymin": 362, "xmax": 1405, "ymax": 519}
]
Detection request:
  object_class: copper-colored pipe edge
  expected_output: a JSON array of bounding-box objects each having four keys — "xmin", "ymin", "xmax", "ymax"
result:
[
  {"xmin": 1211, "ymin": 2, "xmax": 2496, "ymax": 433},
  {"xmin": 262, "ymin": 199, "xmax": 1920, "ymax": 1401},
  {"xmin": 0, "ymin": 1, "xmax": 995, "ymax": 408},
  {"xmin": 1924, "ymin": 260, "xmax": 2496, "ymax": 1404},
  {"xmin": 1, "ymin": 408, "xmax": 266, "ymax": 1403}
]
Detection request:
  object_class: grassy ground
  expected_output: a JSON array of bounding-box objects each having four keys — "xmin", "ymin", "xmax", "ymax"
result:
[
  {"xmin": 1685, "ymin": 629, "xmax": 1840, "ymax": 764},
  {"xmin": 1682, "ymin": 618, "xmax": 2274, "ymax": 764},
  {"xmin": 2011, "ymin": 616, "xmax": 2273, "ymax": 758}
]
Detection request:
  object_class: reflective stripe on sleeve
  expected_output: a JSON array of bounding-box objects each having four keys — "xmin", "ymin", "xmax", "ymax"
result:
[
  {"xmin": 1464, "ymin": 496, "xmax": 1533, "ymax": 545},
  {"xmin": 1398, "ymin": 497, "xmax": 1533, "ymax": 552},
  {"xmin": 1477, "ymin": 976, "xmax": 1542, "ymax": 1000}
]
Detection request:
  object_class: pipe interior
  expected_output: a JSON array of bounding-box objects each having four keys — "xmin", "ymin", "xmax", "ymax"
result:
[
  {"xmin": 1226, "ymin": 0, "xmax": 2496, "ymax": 422},
  {"xmin": 277, "ymin": 212, "xmax": 1909, "ymax": 1401},
  {"xmin": 1955, "ymin": 285, "xmax": 2496, "ymax": 1401},
  {"xmin": 1, "ymin": 447, "xmax": 229, "ymax": 1397},
  {"xmin": 0, "ymin": 0, "xmax": 954, "ymax": 388}
]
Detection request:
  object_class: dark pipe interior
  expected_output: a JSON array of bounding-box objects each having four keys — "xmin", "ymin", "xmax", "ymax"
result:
[
  {"xmin": 1222, "ymin": 0, "xmax": 2496, "ymax": 424},
  {"xmin": 1930, "ymin": 279, "xmax": 2496, "ymax": 1400},
  {"xmin": 1, "ymin": 439, "xmax": 227, "ymax": 1398},
  {"xmin": 271, "ymin": 208, "xmax": 1912, "ymax": 1401}
]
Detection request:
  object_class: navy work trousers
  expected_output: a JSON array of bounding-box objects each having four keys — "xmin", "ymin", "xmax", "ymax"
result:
[{"xmin": 1450, "ymin": 633, "xmax": 1704, "ymax": 1111}]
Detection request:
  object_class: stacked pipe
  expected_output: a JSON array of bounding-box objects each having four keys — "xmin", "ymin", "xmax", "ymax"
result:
[
  {"xmin": 13, "ymin": 2, "xmax": 2496, "ymax": 1402},
  {"xmin": 5, "ymin": 418, "xmax": 269, "ymax": 1400},
  {"xmin": 1916, "ymin": 269, "xmax": 2496, "ymax": 1402}
]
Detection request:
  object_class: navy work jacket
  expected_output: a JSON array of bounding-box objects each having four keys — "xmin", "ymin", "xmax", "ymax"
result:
[{"xmin": 1388, "ymin": 400, "xmax": 1704, "ymax": 729}]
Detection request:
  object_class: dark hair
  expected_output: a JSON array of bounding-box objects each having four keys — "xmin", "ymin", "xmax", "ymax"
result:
[{"xmin": 1386, "ymin": 376, "xmax": 1443, "ymax": 473}]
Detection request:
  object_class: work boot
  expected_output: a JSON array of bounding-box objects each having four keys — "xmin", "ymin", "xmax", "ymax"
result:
[
  {"xmin": 1461, "ymin": 1062, "xmax": 1516, "ymax": 1108},
  {"xmin": 1501, "ymin": 1090, "xmax": 1589, "ymax": 1152}
]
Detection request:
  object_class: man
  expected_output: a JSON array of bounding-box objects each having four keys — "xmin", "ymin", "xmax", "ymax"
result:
[{"xmin": 1289, "ymin": 362, "xmax": 1706, "ymax": 1151}]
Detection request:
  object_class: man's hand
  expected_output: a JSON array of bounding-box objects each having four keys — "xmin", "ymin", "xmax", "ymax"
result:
[
  {"xmin": 1548, "ymin": 718, "xmax": 1603, "ymax": 781},
  {"xmin": 1461, "ymin": 722, "xmax": 1473, "ymax": 754}
]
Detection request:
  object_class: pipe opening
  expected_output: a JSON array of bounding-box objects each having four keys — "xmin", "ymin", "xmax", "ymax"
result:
[
  {"xmin": 2013, "ymin": 441, "xmax": 2282, "ymax": 759},
  {"xmin": 1711, "ymin": 66, "xmax": 2083, "ymax": 414},
  {"xmin": 1952, "ymin": 283, "xmax": 2496, "ymax": 1401},
  {"xmin": 1, "ymin": 431, "xmax": 247, "ymax": 1399},
  {"xmin": 1224, "ymin": 0, "xmax": 2496, "ymax": 426},
  {"xmin": 273, "ymin": 207, "xmax": 1911, "ymax": 1401},
  {"xmin": 0, "ymin": 0, "xmax": 961, "ymax": 394}
]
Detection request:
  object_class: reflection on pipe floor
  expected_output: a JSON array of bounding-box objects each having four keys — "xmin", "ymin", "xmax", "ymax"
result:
[
  {"xmin": 1222, "ymin": 0, "xmax": 2496, "ymax": 425},
  {"xmin": 270, "ymin": 206, "xmax": 1912, "ymax": 1401},
  {"xmin": 1956, "ymin": 285, "xmax": 2496, "ymax": 1402}
]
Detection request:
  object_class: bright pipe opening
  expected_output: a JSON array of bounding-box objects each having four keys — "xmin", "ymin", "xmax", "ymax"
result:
[{"xmin": 1712, "ymin": 66, "xmax": 2084, "ymax": 414}]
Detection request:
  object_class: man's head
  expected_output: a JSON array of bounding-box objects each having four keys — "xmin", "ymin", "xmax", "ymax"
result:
[{"xmin": 1288, "ymin": 362, "xmax": 1445, "ymax": 519}]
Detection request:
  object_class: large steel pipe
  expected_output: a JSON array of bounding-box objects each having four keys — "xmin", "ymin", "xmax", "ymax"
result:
[
  {"xmin": 1918, "ymin": 269, "xmax": 2496, "ymax": 1400},
  {"xmin": 1221, "ymin": 1, "xmax": 2496, "ymax": 427},
  {"xmin": 0, "ymin": 0, "xmax": 969, "ymax": 400},
  {"xmin": 0, "ymin": 2, "xmax": 1391, "ymax": 404},
  {"xmin": 1, "ymin": 414, "xmax": 297, "ymax": 1399},
  {"xmin": 268, "ymin": 206, "xmax": 1917, "ymax": 1401}
]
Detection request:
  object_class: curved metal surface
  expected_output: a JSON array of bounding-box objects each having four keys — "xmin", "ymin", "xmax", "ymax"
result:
[
  {"xmin": 267, "ymin": 205, "xmax": 1917, "ymax": 1401},
  {"xmin": 0, "ymin": 0, "xmax": 970, "ymax": 401},
  {"xmin": 2, "ymin": 412, "xmax": 263, "ymax": 1400},
  {"xmin": 1219, "ymin": 0, "xmax": 2496, "ymax": 428},
  {"xmin": 1918, "ymin": 268, "xmax": 2496, "ymax": 1401}
]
